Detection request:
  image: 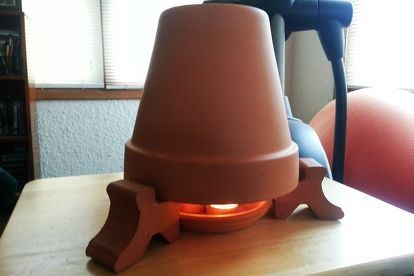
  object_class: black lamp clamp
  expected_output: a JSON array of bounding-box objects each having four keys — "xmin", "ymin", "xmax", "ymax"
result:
[{"xmin": 204, "ymin": 0, "xmax": 353, "ymax": 182}]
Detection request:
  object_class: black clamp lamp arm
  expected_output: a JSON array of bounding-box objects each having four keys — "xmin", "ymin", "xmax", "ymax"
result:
[{"xmin": 204, "ymin": 0, "xmax": 353, "ymax": 182}]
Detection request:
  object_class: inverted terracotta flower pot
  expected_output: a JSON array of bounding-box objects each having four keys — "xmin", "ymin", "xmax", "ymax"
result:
[{"xmin": 124, "ymin": 3, "xmax": 299, "ymax": 204}]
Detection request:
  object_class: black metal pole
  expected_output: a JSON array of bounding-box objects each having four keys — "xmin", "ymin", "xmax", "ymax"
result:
[{"xmin": 331, "ymin": 58, "xmax": 347, "ymax": 182}]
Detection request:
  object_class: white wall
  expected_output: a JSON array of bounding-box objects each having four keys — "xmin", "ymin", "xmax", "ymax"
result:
[
  {"xmin": 36, "ymin": 100, "xmax": 139, "ymax": 178},
  {"xmin": 285, "ymin": 31, "xmax": 334, "ymax": 122}
]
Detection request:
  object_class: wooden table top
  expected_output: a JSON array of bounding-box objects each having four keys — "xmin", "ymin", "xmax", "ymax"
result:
[{"xmin": 1, "ymin": 173, "xmax": 414, "ymax": 275}]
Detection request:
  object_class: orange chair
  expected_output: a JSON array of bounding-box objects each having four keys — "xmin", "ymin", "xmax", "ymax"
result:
[{"xmin": 310, "ymin": 87, "xmax": 414, "ymax": 213}]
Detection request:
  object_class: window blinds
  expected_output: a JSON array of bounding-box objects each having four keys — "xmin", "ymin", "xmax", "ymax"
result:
[
  {"xmin": 23, "ymin": 0, "xmax": 104, "ymax": 88},
  {"xmin": 23, "ymin": 0, "xmax": 200, "ymax": 89},
  {"xmin": 345, "ymin": 0, "xmax": 414, "ymax": 90},
  {"xmin": 101, "ymin": 0, "xmax": 201, "ymax": 89}
]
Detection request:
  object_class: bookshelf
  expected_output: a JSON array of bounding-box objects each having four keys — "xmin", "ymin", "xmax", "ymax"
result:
[{"xmin": 0, "ymin": 5, "xmax": 34, "ymax": 193}]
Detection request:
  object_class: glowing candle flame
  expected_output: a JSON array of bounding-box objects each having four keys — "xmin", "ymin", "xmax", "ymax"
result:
[
  {"xmin": 210, "ymin": 204, "xmax": 238, "ymax": 210},
  {"xmin": 207, "ymin": 203, "xmax": 239, "ymax": 215}
]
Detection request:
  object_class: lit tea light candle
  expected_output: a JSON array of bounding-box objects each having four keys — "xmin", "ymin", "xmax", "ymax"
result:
[
  {"xmin": 179, "ymin": 200, "xmax": 271, "ymax": 233},
  {"xmin": 207, "ymin": 204, "xmax": 239, "ymax": 215}
]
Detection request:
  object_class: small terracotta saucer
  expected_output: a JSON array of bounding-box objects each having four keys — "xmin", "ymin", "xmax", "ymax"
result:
[{"xmin": 179, "ymin": 200, "xmax": 272, "ymax": 233}]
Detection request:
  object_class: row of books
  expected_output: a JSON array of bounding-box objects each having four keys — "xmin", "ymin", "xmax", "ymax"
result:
[
  {"xmin": 0, "ymin": 96, "xmax": 26, "ymax": 136},
  {"xmin": 0, "ymin": 30, "xmax": 23, "ymax": 76},
  {"xmin": 0, "ymin": 146, "xmax": 28, "ymax": 190}
]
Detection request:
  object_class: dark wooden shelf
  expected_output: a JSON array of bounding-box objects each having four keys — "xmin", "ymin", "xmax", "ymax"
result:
[
  {"xmin": 0, "ymin": 136, "xmax": 27, "ymax": 143},
  {"xmin": 0, "ymin": 11, "xmax": 22, "ymax": 17},
  {"xmin": 0, "ymin": 5, "xmax": 33, "ymax": 194},
  {"xmin": 0, "ymin": 75, "xmax": 24, "ymax": 81}
]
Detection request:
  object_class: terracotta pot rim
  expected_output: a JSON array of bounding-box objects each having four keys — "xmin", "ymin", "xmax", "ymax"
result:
[{"xmin": 126, "ymin": 140, "xmax": 298, "ymax": 164}]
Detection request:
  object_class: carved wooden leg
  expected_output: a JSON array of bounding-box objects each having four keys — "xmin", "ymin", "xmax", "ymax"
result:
[
  {"xmin": 86, "ymin": 180, "xmax": 180, "ymax": 273},
  {"xmin": 273, "ymin": 158, "xmax": 344, "ymax": 220}
]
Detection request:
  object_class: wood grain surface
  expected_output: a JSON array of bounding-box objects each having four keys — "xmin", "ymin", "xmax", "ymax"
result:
[{"xmin": 1, "ymin": 173, "xmax": 413, "ymax": 275}]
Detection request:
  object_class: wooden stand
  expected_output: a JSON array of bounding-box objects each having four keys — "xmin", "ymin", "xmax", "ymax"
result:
[
  {"xmin": 273, "ymin": 158, "xmax": 344, "ymax": 220},
  {"xmin": 86, "ymin": 159, "xmax": 343, "ymax": 273},
  {"xmin": 85, "ymin": 180, "xmax": 180, "ymax": 273}
]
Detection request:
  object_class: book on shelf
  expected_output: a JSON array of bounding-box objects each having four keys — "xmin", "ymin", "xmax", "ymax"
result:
[
  {"xmin": 0, "ymin": 30, "xmax": 22, "ymax": 76},
  {"xmin": 0, "ymin": 95, "xmax": 26, "ymax": 136}
]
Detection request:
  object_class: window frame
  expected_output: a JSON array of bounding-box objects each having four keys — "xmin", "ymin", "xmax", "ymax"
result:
[{"xmin": 34, "ymin": 88, "xmax": 143, "ymax": 100}]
